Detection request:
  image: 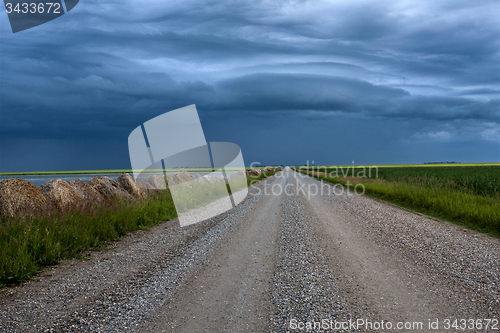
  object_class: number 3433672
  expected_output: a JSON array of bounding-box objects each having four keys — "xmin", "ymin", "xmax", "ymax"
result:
[{"xmin": 5, "ymin": 2, "xmax": 62, "ymax": 14}]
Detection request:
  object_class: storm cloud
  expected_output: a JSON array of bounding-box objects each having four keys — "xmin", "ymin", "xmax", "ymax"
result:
[{"xmin": 0, "ymin": 0, "xmax": 498, "ymax": 171}]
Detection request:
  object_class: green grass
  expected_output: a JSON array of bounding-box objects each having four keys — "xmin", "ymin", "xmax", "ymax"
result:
[
  {"xmin": 298, "ymin": 165, "xmax": 500, "ymax": 197},
  {"xmin": 295, "ymin": 167, "xmax": 500, "ymax": 238},
  {"xmin": 371, "ymin": 166, "xmax": 500, "ymax": 198},
  {"xmin": 0, "ymin": 192, "xmax": 177, "ymax": 284}
]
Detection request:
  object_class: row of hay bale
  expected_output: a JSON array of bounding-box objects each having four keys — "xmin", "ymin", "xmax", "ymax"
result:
[
  {"xmin": 0, "ymin": 168, "xmax": 281, "ymax": 221},
  {"xmin": 246, "ymin": 167, "xmax": 283, "ymax": 177},
  {"xmin": 0, "ymin": 172, "xmax": 189, "ymax": 221}
]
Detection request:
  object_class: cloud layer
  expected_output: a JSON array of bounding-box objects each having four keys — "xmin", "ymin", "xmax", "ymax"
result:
[{"xmin": 0, "ymin": 0, "xmax": 499, "ymax": 170}]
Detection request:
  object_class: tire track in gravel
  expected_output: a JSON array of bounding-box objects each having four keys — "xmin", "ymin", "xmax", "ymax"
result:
[
  {"xmin": 140, "ymin": 174, "xmax": 287, "ymax": 332},
  {"xmin": 269, "ymin": 171, "xmax": 352, "ymax": 332}
]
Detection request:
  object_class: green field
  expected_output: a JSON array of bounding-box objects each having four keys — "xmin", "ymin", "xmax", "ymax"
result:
[
  {"xmin": 301, "ymin": 162, "xmax": 500, "ymax": 168},
  {"xmin": 0, "ymin": 170, "xmax": 134, "ymax": 176},
  {"xmin": 299, "ymin": 165, "xmax": 500, "ymax": 197},
  {"xmin": 295, "ymin": 164, "xmax": 500, "ymax": 238}
]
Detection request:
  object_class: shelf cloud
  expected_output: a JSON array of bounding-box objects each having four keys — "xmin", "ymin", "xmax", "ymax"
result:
[{"xmin": 1, "ymin": 0, "xmax": 498, "ymax": 170}]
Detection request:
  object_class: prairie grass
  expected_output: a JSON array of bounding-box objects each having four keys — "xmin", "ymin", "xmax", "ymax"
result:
[
  {"xmin": 300, "ymin": 165, "xmax": 500, "ymax": 197},
  {"xmin": 369, "ymin": 166, "xmax": 500, "ymax": 198},
  {"xmin": 0, "ymin": 191, "xmax": 176, "ymax": 285}
]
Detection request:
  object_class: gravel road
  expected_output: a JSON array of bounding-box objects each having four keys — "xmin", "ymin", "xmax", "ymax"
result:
[{"xmin": 1, "ymin": 168, "xmax": 499, "ymax": 332}]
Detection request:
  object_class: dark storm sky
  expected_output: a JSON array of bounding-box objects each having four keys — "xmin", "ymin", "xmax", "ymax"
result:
[{"xmin": 0, "ymin": 0, "xmax": 499, "ymax": 171}]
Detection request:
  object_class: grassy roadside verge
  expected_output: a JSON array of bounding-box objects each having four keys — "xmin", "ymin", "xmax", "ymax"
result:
[
  {"xmin": 0, "ymin": 192, "xmax": 177, "ymax": 287},
  {"xmin": 295, "ymin": 169, "xmax": 500, "ymax": 238},
  {"xmin": 0, "ymin": 171, "xmax": 280, "ymax": 289}
]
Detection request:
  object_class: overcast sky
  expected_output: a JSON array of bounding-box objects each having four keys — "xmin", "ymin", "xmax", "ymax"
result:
[{"xmin": 0, "ymin": 0, "xmax": 499, "ymax": 171}]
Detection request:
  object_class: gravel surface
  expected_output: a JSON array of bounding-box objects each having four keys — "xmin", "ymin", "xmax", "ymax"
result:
[
  {"xmin": 0, "ymin": 168, "xmax": 499, "ymax": 332},
  {"xmin": 269, "ymin": 178, "xmax": 351, "ymax": 332}
]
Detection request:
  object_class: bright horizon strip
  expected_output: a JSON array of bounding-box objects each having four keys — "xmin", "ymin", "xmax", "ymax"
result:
[{"xmin": 1, "ymin": 162, "xmax": 499, "ymax": 176}]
